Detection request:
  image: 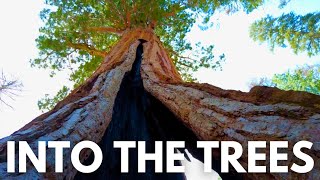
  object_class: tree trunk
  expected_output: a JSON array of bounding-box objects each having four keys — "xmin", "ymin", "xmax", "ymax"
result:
[{"xmin": 0, "ymin": 28, "xmax": 319, "ymax": 179}]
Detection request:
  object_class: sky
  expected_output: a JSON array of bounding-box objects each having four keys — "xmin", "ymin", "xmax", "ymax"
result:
[{"xmin": 0, "ymin": 0, "xmax": 319, "ymax": 179}]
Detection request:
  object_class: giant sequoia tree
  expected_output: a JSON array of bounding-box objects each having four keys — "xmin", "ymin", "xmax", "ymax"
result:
[{"xmin": 0, "ymin": 0, "xmax": 320, "ymax": 179}]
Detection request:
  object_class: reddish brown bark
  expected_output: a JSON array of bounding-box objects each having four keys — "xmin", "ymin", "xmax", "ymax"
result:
[{"xmin": 0, "ymin": 28, "xmax": 319, "ymax": 179}]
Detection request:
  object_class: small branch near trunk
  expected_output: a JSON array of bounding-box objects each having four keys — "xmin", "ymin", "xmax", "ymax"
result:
[
  {"xmin": 167, "ymin": 49, "xmax": 198, "ymax": 68},
  {"xmin": 176, "ymin": 60, "xmax": 193, "ymax": 68},
  {"xmin": 66, "ymin": 41, "xmax": 107, "ymax": 58},
  {"xmin": 86, "ymin": 27, "xmax": 124, "ymax": 35},
  {"xmin": 164, "ymin": 11, "xmax": 176, "ymax": 18}
]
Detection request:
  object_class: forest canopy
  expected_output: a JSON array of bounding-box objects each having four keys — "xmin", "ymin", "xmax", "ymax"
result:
[{"xmin": 33, "ymin": 0, "xmax": 319, "ymax": 111}]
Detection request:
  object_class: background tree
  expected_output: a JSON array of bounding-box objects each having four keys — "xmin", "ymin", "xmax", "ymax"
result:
[
  {"xmin": 250, "ymin": 12, "xmax": 320, "ymax": 57},
  {"xmin": 250, "ymin": 64, "xmax": 320, "ymax": 95},
  {"xmin": 0, "ymin": 71, "xmax": 22, "ymax": 108},
  {"xmin": 249, "ymin": 8, "xmax": 319, "ymax": 95}
]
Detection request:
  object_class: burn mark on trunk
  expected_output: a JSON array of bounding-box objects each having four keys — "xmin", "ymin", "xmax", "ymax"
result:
[{"xmin": 74, "ymin": 42, "xmax": 242, "ymax": 180}]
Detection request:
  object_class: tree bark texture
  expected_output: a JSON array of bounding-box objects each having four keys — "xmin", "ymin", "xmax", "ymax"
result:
[{"xmin": 0, "ymin": 28, "xmax": 319, "ymax": 179}]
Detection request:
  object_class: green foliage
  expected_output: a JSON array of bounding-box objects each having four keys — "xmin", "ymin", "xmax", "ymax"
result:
[
  {"xmin": 249, "ymin": 9, "xmax": 320, "ymax": 95},
  {"xmin": 251, "ymin": 65, "xmax": 320, "ymax": 95},
  {"xmin": 250, "ymin": 12, "xmax": 320, "ymax": 57},
  {"xmin": 272, "ymin": 64, "xmax": 320, "ymax": 95},
  {"xmin": 278, "ymin": 0, "xmax": 291, "ymax": 9},
  {"xmin": 249, "ymin": 9, "xmax": 320, "ymax": 96},
  {"xmin": 33, "ymin": 0, "xmax": 267, "ymax": 111},
  {"xmin": 38, "ymin": 86, "xmax": 70, "ymax": 112}
]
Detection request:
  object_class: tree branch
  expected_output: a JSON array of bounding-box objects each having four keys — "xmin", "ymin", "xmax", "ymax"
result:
[
  {"xmin": 86, "ymin": 27, "xmax": 124, "ymax": 35},
  {"xmin": 106, "ymin": 1, "xmax": 126, "ymax": 25},
  {"xmin": 176, "ymin": 60, "xmax": 193, "ymax": 68},
  {"xmin": 164, "ymin": 11, "xmax": 176, "ymax": 18},
  {"xmin": 169, "ymin": 49, "xmax": 198, "ymax": 62},
  {"xmin": 66, "ymin": 42, "xmax": 107, "ymax": 58}
]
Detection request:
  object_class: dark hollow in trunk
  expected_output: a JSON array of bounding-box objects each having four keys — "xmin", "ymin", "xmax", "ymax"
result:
[{"xmin": 75, "ymin": 42, "xmax": 242, "ymax": 180}]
